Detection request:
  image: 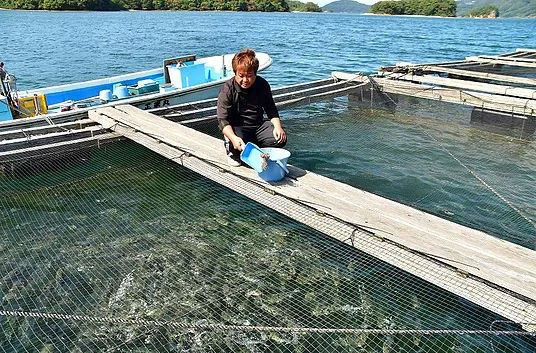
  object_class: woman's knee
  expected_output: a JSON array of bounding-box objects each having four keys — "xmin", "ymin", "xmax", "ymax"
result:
[{"xmin": 261, "ymin": 137, "xmax": 286, "ymax": 148}]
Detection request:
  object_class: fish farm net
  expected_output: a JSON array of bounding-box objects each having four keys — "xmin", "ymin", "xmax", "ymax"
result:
[{"xmin": 1, "ymin": 94, "xmax": 535, "ymax": 352}]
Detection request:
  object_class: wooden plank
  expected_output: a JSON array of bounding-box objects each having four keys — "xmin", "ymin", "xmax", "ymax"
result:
[
  {"xmin": 380, "ymin": 51, "xmax": 530, "ymax": 72},
  {"xmin": 0, "ymin": 119, "xmax": 96, "ymax": 141},
  {"xmin": 149, "ymin": 96, "xmax": 217, "ymax": 116},
  {"xmin": 0, "ymin": 125, "xmax": 108, "ymax": 151},
  {"xmin": 380, "ymin": 60, "xmax": 470, "ymax": 71},
  {"xmin": 274, "ymin": 79, "xmax": 356, "ymax": 98},
  {"xmin": 161, "ymin": 79, "xmax": 362, "ymax": 121},
  {"xmin": 0, "ymin": 132, "xmax": 120, "ymax": 163},
  {"xmin": 516, "ymin": 48, "xmax": 536, "ymax": 54},
  {"xmin": 443, "ymin": 52, "xmax": 533, "ymax": 68},
  {"xmin": 440, "ymin": 51, "xmax": 534, "ymax": 68},
  {"xmin": 115, "ymin": 105, "xmax": 536, "ymax": 301},
  {"xmin": 477, "ymin": 55, "xmax": 536, "ymax": 64},
  {"xmin": 440, "ymin": 61, "xmax": 494, "ymax": 68},
  {"xmin": 466, "ymin": 56, "xmax": 536, "ymax": 69},
  {"xmin": 89, "ymin": 105, "xmax": 536, "ymax": 329},
  {"xmin": 270, "ymin": 77, "xmax": 336, "ymax": 95},
  {"xmin": 497, "ymin": 51, "xmax": 527, "ymax": 58},
  {"xmin": 0, "ymin": 111, "xmax": 89, "ymax": 135},
  {"xmin": 333, "ymin": 72, "xmax": 536, "ymax": 117},
  {"xmin": 416, "ymin": 65, "xmax": 536, "ymax": 86},
  {"xmin": 374, "ymin": 77, "xmax": 536, "ymax": 114},
  {"xmin": 161, "ymin": 106, "xmax": 216, "ymax": 122},
  {"xmin": 150, "ymin": 78, "xmax": 335, "ymax": 116},
  {"xmin": 500, "ymin": 50, "xmax": 536, "ymax": 58},
  {"xmin": 391, "ymin": 74, "xmax": 536, "ymax": 99},
  {"xmin": 275, "ymin": 81, "xmax": 369, "ymax": 109},
  {"xmin": 170, "ymin": 82, "xmax": 370, "ymax": 125}
]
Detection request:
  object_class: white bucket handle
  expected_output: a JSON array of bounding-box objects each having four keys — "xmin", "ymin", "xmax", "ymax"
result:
[{"xmin": 276, "ymin": 160, "xmax": 289, "ymax": 175}]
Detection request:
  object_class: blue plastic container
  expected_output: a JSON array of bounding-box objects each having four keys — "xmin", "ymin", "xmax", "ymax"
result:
[
  {"xmin": 240, "ymin": 143, "xmax": 290, "ymax": 182},
  {"xmin": 0, "ymin": 96, "xmax": 13, "ymax": 121}
]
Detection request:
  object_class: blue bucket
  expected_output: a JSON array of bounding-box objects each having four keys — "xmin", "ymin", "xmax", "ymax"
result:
[{"xmin": 240, "ymin": 143, "xmax": 290, "ymax": 182}]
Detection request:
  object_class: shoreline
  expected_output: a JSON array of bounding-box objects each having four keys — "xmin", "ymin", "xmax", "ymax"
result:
[
  {"xmin": 361, "ymin": 12, "xmax": 536, "ymax": 19},
  {"xmin": 2, "ymin": 7, "xmax": 536, "ymax": 17},
  {"xmin": 1, "ymin": 8, "xmax": 303, "ymax": 13}
]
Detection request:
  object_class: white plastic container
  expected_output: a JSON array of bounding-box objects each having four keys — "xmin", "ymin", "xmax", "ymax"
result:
[{"xmin": 99, "ymin": 89, "xmax": 113, "ymax": 102}]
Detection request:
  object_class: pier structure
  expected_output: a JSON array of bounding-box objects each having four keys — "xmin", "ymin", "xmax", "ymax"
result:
[
  {"xmin": 355, "ymin": 48, "xmax": 536, "ymax": 134},
  {"xmin": 0, "ymin": 77, "xmax": 367, "ymax": 166},
  {"xmin": 3, "ymin": 48, "xmax": 536, "ymax": 168},
  {"xmin": 88, "ymin": 104, "xmax": 536, "ymax": 332}
]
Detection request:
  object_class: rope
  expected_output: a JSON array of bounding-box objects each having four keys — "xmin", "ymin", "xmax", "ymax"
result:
[
  {"xmin": 421, "ymin": 126, "xmax": 535, "ymax": 230},
  {"xmin": 368, "ymin": 84, "xmax": 536, "ymax": 231},
  {"xmin": 1, "ymin": 310, "xmax": 534, "ymax": 336}
]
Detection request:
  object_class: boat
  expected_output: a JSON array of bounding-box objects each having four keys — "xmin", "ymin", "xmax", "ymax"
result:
[{"xmin": 0, "ymin": 52, "xmax": 272, "ymax": 125}]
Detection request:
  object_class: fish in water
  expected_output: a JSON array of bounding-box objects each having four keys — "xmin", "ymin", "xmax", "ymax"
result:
[{"xmin": 260, "ymin": 153, "xmax": 270, "ymax": 171}]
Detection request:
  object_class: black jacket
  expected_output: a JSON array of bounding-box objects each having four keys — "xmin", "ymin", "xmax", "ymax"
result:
[{"xmin": 217, "ymin": 76, "xmax": 279, "ymax": 131}]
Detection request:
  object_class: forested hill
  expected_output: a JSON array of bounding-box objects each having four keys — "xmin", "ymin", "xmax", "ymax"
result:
[
  {"xmin": 0, "ymin": 0, "xmax": 313, "ymax": 11},
  {"xmin": 457, "ymin": 0, "xmax": 536, "ymax": 18},
  {"xmin": 322, "ymin": 0, "xmax": 370, "ymax": 13},
  {"xmin": 288, "ymin": 0, "xmax": 322, "ymax": 11},
  {"xmin": 370, "ymin": 0, "xmax": 456, "ymax": 17}
]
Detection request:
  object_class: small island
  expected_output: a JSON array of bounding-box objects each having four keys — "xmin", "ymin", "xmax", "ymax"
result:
[
  {"xmin": 288, "ymin": 0, "xmax": 321, "ymax": 12},
  {"xmin": 465, "ymin": 5, "xmax": 499, "ymax": 18},
  {"xmin": 322, "ymin": 0, "xmax": 370, "ymax": 13},
  {"xmin": 370, "ymin": 0, "xmax": 456, "ymax": 17},
  {"xmin": 0, "ymin": 0, "xmax": 320, "ymax": 11}
]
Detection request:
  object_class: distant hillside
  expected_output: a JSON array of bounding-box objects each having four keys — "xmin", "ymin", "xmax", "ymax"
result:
[
  {"xmin": 465, "ymin": 5, "xmax": 499, "ymax": 17},
  {"xmin": 370, "ymin": 0, "xmax": 456, "ymax": 16},
  {"xmin": 322, "ymin": 0, "xmax": 370, "ymax": 13},
  {"xmin": 457, "ymin": 0, "xmax": 536, "ymax": 17},
  {"xmin": 288, "ymin": 0, "xmax": 322, "ymax": 11},
  {"xmin": 0, "ymin": 0, "xmax": 291, "ymax": 11}
]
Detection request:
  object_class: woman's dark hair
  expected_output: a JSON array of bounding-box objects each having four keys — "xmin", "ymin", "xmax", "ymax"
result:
[{"xmin": 231, "ymin": 49, "xmax": 259, "ymax": 74}]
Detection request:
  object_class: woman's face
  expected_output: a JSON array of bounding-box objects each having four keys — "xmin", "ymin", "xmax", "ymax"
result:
[{"xmin": 234, "ymin": 66, "xmax": 256, "ymax": 89}]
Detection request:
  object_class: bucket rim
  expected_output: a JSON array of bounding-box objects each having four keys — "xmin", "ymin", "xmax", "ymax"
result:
[{"xmin": 261, "ymin": 147, "xmax": 291, "ymax": 161}]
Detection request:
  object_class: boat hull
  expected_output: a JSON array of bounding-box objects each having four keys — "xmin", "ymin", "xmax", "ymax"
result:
[{"xmin": 0, "ymin": 80, "xmax": 224, "ymax": 129}]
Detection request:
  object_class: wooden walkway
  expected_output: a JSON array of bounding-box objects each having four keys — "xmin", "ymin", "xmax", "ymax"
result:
[
  {"xmin": 333, "ymin": 72, "xmax": 536, "ymax": 118},
  {"xmin": 89, "ymin": 104, "xmax": 536, "ymax": 331},
  {"xmin": 0, "ymin": 78, "xmax": 366, "ymax": 165},
  {"xmin": 357, "ymin": 48, "xmax": 536, "ymax": 122}
]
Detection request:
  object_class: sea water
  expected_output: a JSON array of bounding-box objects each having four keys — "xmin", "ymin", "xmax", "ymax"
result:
[{"xmin": 1, "ymin": 10, "xmax": 535, "ymax": 352}]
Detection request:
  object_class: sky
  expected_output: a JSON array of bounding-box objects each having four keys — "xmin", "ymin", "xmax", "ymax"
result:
[{"xmin": 312, "ymin": 0, "xmax": 379, "ymax": 7}]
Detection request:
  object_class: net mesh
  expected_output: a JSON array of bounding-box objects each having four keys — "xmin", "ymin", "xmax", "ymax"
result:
[{"xmin": 1, "ymin": 91, "xmax": 535, "ymax": 352}]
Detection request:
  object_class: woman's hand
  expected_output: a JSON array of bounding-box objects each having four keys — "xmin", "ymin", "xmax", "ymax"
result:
[
  {"xmin": 273, "ymin": 126, "xmax": 287, "ymax": 144},
  {"xmin": 222, "ymin": 125, "xmax": 245, "ymax": 151},
  {"xmin": 231, "ymin": 136, "xmax": 245, "ymax": 151}
]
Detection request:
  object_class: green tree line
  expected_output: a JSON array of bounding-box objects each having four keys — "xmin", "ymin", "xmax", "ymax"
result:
[
  {"xmin": 370, "ymin": 0, "xmax": 456, "ymax": 17},
  {"xmin": 456, "ymin": 0, "xmax": 536, "ymax": 18},
  {"xmin": 287, "ymin": 0, "xmax": 321, "ymax": 12},
  {"xmin": 0, "ymin": 0, "xmax": 293, "ymax": 11},
  {"xmin": 465, "ymin": 5, "xmax": 499, "ymax": 17}
]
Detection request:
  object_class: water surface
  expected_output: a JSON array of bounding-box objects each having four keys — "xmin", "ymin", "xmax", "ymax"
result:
[{"xmin": 1, "ymin": 10, "xmax": 535, "ymax": 352}]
